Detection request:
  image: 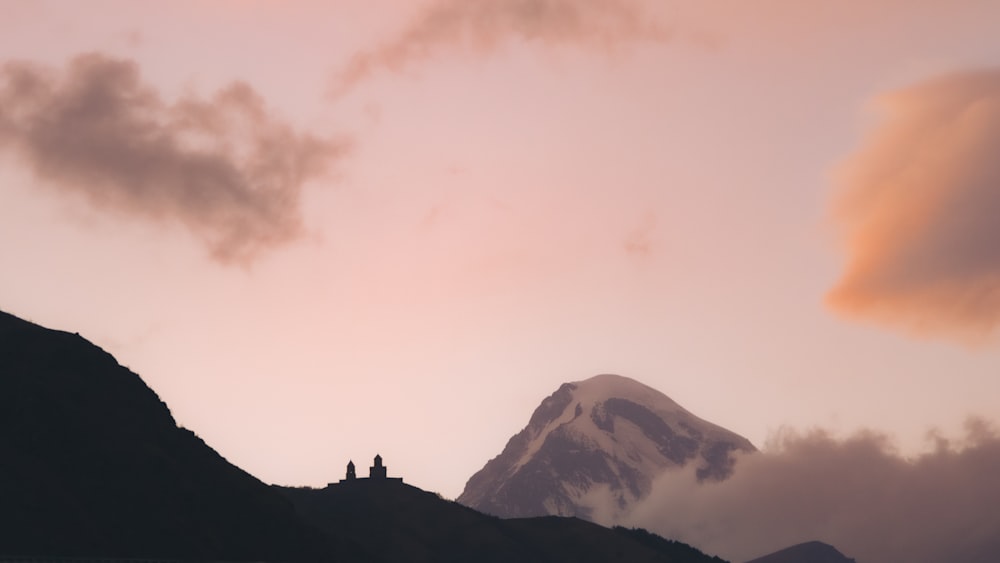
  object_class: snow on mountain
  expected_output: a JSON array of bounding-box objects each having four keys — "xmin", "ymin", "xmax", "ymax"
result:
[{"xmin": 458, "ymin": 374, "xmax": 756, "ymax": 522}]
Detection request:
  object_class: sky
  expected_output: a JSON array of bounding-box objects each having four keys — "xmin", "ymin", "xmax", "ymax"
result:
[{"xmin": 3, "ymin": 0, "xmax": 1000, "ymax": 522}]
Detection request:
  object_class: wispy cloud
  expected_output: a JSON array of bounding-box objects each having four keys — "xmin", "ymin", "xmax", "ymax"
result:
[
  {"xmin": 331, "ymin": 0, "xmax": 669, "ymax": 97},
  {"xmin": 0, "ymin": 53, "xmax": 348, "ymax": 264},
  {"xmin": 826, "ymin": 69, "xmax": 1000, "ymax": 341},
  {"xmin": 624, "ymin": 420, "xmax": 1000, "ymax": 563}
]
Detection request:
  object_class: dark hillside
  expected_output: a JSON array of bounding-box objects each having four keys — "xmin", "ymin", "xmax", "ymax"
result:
[
  {"xmin": 0, "ymin": 309, "xmax": 728, "ymax": 562},
  {"xmin": 0, "ymin": 311, "xmax": 359, "ymax": 561},
  {"xmin": 279, "ymin": 479, "xmax": 728, "ymax": 563}
]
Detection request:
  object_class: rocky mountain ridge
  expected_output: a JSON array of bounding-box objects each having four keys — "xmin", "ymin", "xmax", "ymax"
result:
[{"xmin": 458, "ymin": 373, "xmax": 757, "ymax": 521}]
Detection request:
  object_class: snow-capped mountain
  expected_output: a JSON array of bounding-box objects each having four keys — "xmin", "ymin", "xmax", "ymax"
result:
[{"xmin": 458, "ymin": 373, "xmax": 756, "ymax": 522}]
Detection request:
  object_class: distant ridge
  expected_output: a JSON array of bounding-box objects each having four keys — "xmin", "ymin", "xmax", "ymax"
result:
[{"xmin": 744, "ymin": 540, "xmax": 856, "ymax": 563}]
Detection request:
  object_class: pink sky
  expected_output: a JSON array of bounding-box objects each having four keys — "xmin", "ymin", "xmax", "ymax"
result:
[{"xmin": 2, "ymin": 0, "xmax": 1000, "ymax": 499}]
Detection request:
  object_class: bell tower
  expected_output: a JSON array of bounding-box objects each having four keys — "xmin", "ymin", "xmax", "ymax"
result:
[{"xmin": 369, "ymin": 454, "xmax": 387, "ymax": 479}]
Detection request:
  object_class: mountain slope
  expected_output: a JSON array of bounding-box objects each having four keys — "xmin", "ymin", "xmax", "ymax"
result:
[
  {"xmin": 0, "ymin": 309, "xmax": 732, "ymax": 562},
  {"xmin": 278, "ymin": 478, "xmax": 729, "ymax": 563},
  {"xmin": 459, "ymin": 374, "xmax": 756, "ymax": 520},
  {"xmin": 744, "ymin": 541, "xmax": 857, "ymax": 563},
  {"xmin": 0, "ymin": 310, "xmax": 358, "ymax": 560}
]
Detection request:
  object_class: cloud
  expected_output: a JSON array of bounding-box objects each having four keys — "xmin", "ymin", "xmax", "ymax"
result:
[
  {"xmin": 623, "ymin": 420, "xmax": 1000, "ymax": 563},
  {"xmin": 0, "ymin": 53, "xmax": 348, "ymax": 264},
  {"xmin": 827, "ymin": 69, "xmax": 1000, "ymax": 341},
  {"xmin": 331, "ymin": 0, "xmax": 669, "ymax": 97}
]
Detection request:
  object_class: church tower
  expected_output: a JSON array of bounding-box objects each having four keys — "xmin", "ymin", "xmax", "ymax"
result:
[
  {"xmin": 369, "ymin": 454, "xmax": 387, "ymax": 479},
  {"xmin": 335, "ymin": 453, "xmax": 402, "ymax": 484}
]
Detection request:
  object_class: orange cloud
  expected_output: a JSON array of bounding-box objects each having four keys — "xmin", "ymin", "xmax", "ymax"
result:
[
  {"xmin": 827, "ymin": 69, "xmax": 1000, "ymax": 341},
  {"xmin": 331, "ymin": 0, "xmax": 669, "ymax": 97},
  {"xmin": 0, "ymin": 53, "xmax": 349, "ymax": 264}
]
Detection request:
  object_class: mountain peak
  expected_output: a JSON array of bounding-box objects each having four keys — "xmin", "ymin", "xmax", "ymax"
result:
[
  {"xmin": 573, "ymin": 373, "xmax": 664, "ymax": 397},
  {"xmin": 745, "ymin": 540, "xmax": 857, "ymax": 563},
  {"xmin": 576, "ymin": 372, "xmax": 649, "ymax": 386},
  {"xmin": 571, "ymin": 373, "xmax": 691, "ymax": 416},
  {"xmin": 458, "ymin": 374, "xmax": 756, "ymax": 521}
]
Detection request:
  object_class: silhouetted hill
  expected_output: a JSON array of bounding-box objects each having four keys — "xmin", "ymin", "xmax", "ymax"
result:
[
  {"xmin": 745, "ymin": 541, "xmax": 856, "ymax": 563},
  {"xmin": 278, "ymin": 479, "xmax": 728, "ymax": 563},
  {"xmin": 0, "ymin": 310, "xmax": 360, "ymax": 561},
  {"xmin": 0, "ymin": 309, "xmax": 728, "ymax": 562}
]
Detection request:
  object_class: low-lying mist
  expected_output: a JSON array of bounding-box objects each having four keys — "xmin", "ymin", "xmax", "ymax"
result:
[{"xmin": 620, "ymin": 419, "xmax": 1000, "ymax": 563}]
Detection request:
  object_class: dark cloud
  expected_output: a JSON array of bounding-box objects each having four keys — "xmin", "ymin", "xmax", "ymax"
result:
[
  {"xmin": 331, "ymin": 0, "xmax": 669, "ymax": 97},
  {"xmin": 623, "ymin": 420, "xmax": 1000, "ymax": 563},
  {"xmin": 0, "ymin": 53, "xmax": 348, "ymax": 264},
  {"xmin": 827, "ymin": 69, "xmax": 1000, "ymax": 342}
]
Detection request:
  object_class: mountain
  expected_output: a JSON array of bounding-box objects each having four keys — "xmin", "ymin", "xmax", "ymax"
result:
[
  {"xmin": 458, "ymin": 373, "xmax": 756, "ymax": 520},
  {"xmin": 0, "ymin": 310, "xmax": 359, "ymax": 561},
  {"xmin": 744, "ymin": 541, "xmax": 857, "ymax": 563},
  {"xmin": 278, "ymin": 477, "xmax": 729, "ymax": 563},
  {"xmin": 0, "ymin": 309, "xmax": 728, "ymax": 562}
]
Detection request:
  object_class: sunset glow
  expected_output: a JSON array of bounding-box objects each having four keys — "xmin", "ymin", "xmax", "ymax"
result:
[{"xmin": 3, "ymin": 3, "xmax": 1000, "ymax": 548}]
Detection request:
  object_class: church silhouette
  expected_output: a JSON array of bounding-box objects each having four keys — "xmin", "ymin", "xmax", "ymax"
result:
[{"xmin": 338, "ymin": 454, "xmax": 403, "ymax": 484}]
